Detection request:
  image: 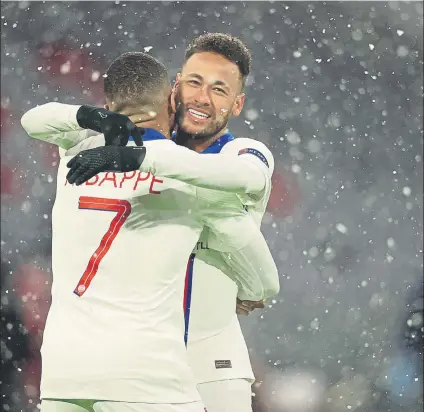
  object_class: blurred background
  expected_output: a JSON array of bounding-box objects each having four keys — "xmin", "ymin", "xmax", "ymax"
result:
[{"xmin": 1, "ymin": 1, "xmax": 422, "ymax": 411}]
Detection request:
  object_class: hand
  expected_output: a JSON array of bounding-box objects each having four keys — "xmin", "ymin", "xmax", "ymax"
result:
[
  {"xmin": 66, "ymin": 146, "xmax": 146, "ymax": 185},
  {"xmin": 236, "ymin": 299, "xmax": 265, "ymax": 316},
  {"xmin": 76, "ymin": 105, "xmax": 144, "ymax": 147}
]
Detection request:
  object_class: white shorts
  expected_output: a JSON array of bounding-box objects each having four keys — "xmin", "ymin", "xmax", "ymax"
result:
[
  {"xmin": 41, "ymin": 399, "xmax": 206, "ymax": 412},
  {"xmin": 197, "ymin": 379, "xmax": 252, "ymax": 412}
]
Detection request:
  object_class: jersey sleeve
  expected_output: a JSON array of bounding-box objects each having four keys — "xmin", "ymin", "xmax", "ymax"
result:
[
  {"xmin": 196, "ymin": 225, "xmax": 280, "ymax": 301},
  {"xmin": 21, "ymin": 103, "xmax": 98, "ymax": 148},
  {"xmin": 200, "ymin": 210, "xmax": 279, "ymax": 301},
  {"xmin": 21, "ymin": 102, "xmax": 105, "ymax": 158},
  {"xmin": 139, "ymin": 139, "xmax": 269, "ymax": 198},
  {"xmin": 219, "ymin": 137, "xmax": 275, "ymax": 206},
  {"xmin": 60, "ymin": 134, "xmax": 106, "ymax": 157}
]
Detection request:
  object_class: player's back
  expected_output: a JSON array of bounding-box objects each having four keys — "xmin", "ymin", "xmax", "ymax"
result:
[{"xmin": 42, "ymin": 136, "xmax": 205, "ymax": 403}]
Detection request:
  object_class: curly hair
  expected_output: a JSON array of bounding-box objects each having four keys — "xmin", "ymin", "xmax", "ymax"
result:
[{"xmin": 184, "ymin": 33, "xmax": 252, "ymax": 86}]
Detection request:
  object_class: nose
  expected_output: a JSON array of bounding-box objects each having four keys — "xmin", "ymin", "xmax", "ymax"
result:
[{"xmin": 193, "ymin": 85, "xmax": 212, "ymax": 106}]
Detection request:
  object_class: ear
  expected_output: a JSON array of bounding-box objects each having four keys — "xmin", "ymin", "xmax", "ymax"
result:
[
  {"xmin": 169, "ymin": 89, "xmax": 177, "ymax": 114},
  {"xmin": 231, "ymin": 93, "xmax": 245, "ymax": 117},
  {"xmin": 173, "ymin": 73, "xmax": 181, "ymax": 91}
]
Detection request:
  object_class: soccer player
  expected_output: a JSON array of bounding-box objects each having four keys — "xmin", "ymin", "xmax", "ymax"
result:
[
  {"xmin": 21, "ymin": 52, "xmax": 278, "ymax": 412},
  {"xmin": 174, "ymin": 34, "xmax": 270, "ymax": 412}
]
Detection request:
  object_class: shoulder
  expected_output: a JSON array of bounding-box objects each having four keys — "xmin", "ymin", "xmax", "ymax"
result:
[{"xmin": 221, "ymin": 137, "xmax": 274, "ymax": 174}]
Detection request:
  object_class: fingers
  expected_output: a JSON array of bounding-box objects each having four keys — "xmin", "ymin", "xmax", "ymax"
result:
[
  {"xmin": 241, "ymin": 300, "xmax": 265, "ymax": 309},
  {"xmin": 236, "ymin": 304, "xmax": 251, "ymax": 316},
  {"xmin": 251, "ymin": 300, "xmax": 265, "ymax": 309},
  {"xmin": 66, "ymin": 154, "xmax": 83, "ymax": 182},
  {"xmin": 68, "ymin": 163, "xmax": 99, "ymax": 186},
  {"xmin": 236, "ymin": 299, "xmax": 266, "ymax": 316},
  {"xmin": 67, "ymin": 161, "xmax": 90, "ymax": 185},
  {"xmin": 66, "ymin": 156, "xmax": 77, "ymax": 169},
  {"xmin": 131, "ymin": 126, "xmax": 144, "ymax": 147},
  {"xmin": 74, "ymin": 167, "xmax": 98, "ymax": 186},
  {"xmin": 236, "ymin": 299, "xmax": 254, "ymax": 316},
  {"xmin": 104, "ymin": 120, "xmax": 140, "ymax": 146},
  {"xmin": 66, "ymin": 151, "xmax": 100, "ymax": 185}
]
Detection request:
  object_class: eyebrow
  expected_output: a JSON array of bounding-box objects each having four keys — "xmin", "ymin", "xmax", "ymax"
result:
[{"xmin": 187, "ymin": 73, "xmax": 230, "ymax": 90}]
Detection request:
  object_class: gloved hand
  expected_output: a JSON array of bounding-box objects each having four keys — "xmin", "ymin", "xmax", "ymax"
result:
[
  {"xmin": 66, "ymin": 146, "xmax": 147, "ymax": 186},
  {"xmin": 76, "ymin": 105, "xmax": 144, "ymax": 146}
]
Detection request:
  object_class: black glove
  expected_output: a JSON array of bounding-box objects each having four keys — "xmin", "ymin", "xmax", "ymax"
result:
[
  {"xmin": 66, "ymin": 146, "xmax": 147, "ymax": 186},
  {"xmin": 76, "ymin": 105, "xmax": 144, "ymax": 147}
]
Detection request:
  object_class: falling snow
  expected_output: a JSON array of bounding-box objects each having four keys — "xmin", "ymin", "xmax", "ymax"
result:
[{"xmin": 0, "ymin": 2, "xmax": 422, "ymax": 412}]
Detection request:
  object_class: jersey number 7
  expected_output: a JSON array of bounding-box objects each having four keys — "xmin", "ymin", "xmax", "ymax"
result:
[{"xmin": 74, "ymin": 196, "xmax": 131, "ymax": 297}]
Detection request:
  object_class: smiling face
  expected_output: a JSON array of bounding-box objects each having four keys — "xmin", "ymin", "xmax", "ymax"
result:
[{"xmin": 174, "ymin": 52, "xmax": 245, "ymax": 139}]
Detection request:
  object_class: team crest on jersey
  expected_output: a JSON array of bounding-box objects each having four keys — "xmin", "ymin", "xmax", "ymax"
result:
[{"xmin": 238, "ymin": 147, "xmax": 269, "ymax": 168}]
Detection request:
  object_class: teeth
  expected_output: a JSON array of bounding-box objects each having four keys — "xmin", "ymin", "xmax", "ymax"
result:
[{"xmin": 189, "ymin": 109, "xmax": 209, "ymax": 119}]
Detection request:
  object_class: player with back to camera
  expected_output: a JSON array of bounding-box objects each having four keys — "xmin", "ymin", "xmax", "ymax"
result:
[{"xmin": 21, "ymin": 52, "xmax": 279, "ymax": 412}]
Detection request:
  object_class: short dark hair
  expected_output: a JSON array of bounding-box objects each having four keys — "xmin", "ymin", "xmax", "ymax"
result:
[
  {"xmin": 104, "ymin": 52, "xmax": 169, "ymax": 111},
  {"xmin": 184, "ymin": 33, "xmax": 252, "ymax": 85}
]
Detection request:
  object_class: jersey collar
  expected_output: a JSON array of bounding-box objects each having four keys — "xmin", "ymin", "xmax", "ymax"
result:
[
  {"xmin": 170, "ymin": 130, "xmax": 235, "ymax": 153},
  {"xmin": 129, "ymin": 128, "xmax": 168, "ymax": 142},
  {"xmin": 200, "ymin": 132, "xmax": 235, "ymax": 154}
]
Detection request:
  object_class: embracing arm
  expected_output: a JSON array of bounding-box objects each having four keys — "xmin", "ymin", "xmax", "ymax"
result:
[
  {"xmin": 20, "ymin": 103, "xmax": 96, "ymax": 150},
  {"xmin": 196, "ymin": 232, "xmax": 279, "ymax": 301},
  {"xmin": 226, "ymin": 232, "xmax": 279, "ymax": 301},
  {"xmin": 197, "ymin": 217, "xmax": 279, "ymax": 301},
  {"xmin": 21, "ymin": 102, "xmax": 141, "ymax": 153},
  {"xmin": 140, "ymin": 138, "xmax": 274, "ymax": 201}
]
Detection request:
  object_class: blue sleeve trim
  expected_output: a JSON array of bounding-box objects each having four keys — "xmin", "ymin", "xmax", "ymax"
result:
[{"xmin": 238, "ymin": 147, "xmax": 269, "ymax": 168}]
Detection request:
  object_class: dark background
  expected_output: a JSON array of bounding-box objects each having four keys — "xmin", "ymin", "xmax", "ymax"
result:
[{"xmin": 1, "ymin": 2, "xmax": 422, "ymax": 411}]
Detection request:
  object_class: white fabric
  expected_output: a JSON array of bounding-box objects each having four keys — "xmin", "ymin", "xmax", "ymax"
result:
[
  {"xmin": 191, "ymin": 136, "xmax": 277, "ymax": 301},
  {"xmin": 140, "ymin": 138, "xmax": 271, "ymax": 202},
  {"xmin": 21, "ymin": 103, "xmax": 279, "ymax": 301},
  {"xmin": 21, "ymin": 102, "xmax": 98, "ymax": 151},
  {"xmin": 20, "ymin": 102, "xmax": 278, "ymax": 403},
  {"xmin": 21, "ymin": 103, "xmax": 270, "ymax": 200},
  {"xmin": 187, "ymin": 315, "xmax": 254, "ymax": 384},
  {"xmin": 41, "ymin": 399, "xmax": 90, "ymax": 412},
  {"xmin": 197, "ymin": 379, "xmax": 253, "ymax": 412},
  {"xmin": 195, "ymin": 232, "xmax": 278, "ymax": 301},
  {"xmin": 187, "ymin": 138, "xmax": 273, "ymax": 383},
  {"xmin": 41, "ymin": 400, "xmax": 205, "ymax": 412},
  {"xmin": 220, "ymin": 137, "xmax": 274, "ymax": 207},
  {"xmin": 42, "ymin": 143, "xmax": 204, "ymax": 403},
  {"xmin": 187, "ymin": 254, "xmax": 238, "ymax": 342}
]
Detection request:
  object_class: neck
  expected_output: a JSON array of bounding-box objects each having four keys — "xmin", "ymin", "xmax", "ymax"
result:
[
  {"xmin": 127, "ymin": 113, "xmax": 171, "ymax": 139},
  {"xmin": 182, "ymin": 127, "xmax": 229, "ymax": 153},
  {"xmin": 115, "ymin": 104, "xmax": 171, "ymax": 138}
]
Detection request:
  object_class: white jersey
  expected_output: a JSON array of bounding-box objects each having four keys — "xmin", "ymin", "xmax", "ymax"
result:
[
  {"xmin": 43, "ymin": 137, "xmax": 206, "ymax": 402},
  {"xmin": 21, "ymin": 103, "xmax": 279, "ymax": 404},
  {"xmin": 185, "ymin": 137, "xmax": 274, "ymax": 384}
]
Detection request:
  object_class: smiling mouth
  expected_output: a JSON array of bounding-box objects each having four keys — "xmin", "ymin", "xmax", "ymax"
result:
[{"xmin": 187, "ymin": 108, "xmax": 211, "ymax": 120}]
